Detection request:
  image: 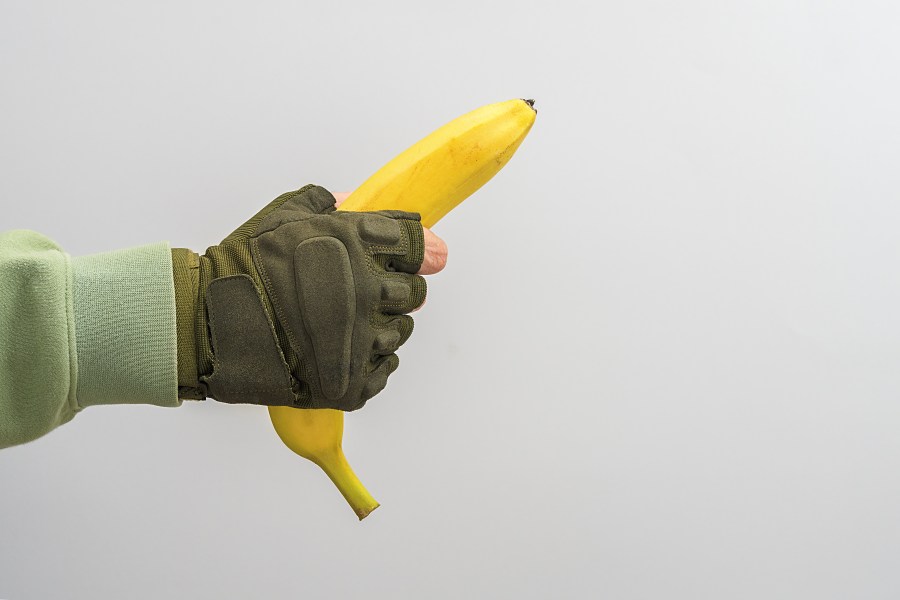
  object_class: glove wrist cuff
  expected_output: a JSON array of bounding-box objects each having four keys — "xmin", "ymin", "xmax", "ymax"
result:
[
  {"xmin": 71, "ymin": 242, "xmax": 179, "ymax": 408},
  {"xmin": 171, "ymin": 248, "xmax": 205, "ymax": 400}
]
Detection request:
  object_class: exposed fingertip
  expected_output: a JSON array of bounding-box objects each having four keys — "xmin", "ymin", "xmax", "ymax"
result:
[
  {"xmin": 333, "ymin": 191, "xmax": 352, "ymax": 208},
  {"xmin": 419, "ymin": 228, "xmax": 448, "ymax": 275}
]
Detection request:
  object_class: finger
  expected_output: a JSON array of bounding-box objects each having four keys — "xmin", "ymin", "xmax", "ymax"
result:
[
  {"xmin": 372, "ymin": 315, "xmax": 414, "ymax": 354},
  {"xmin": 333, "ymin": 191, "xmax": 351, "ymax": 208},
  {"xmin": 372, "ymin": 315, "xmax": 419, "ymax": 356},
  {"xmin": 380, "ymin": 218, "xmax": 425, "ymax": 275},
  {"xmin": 379, "ymin": 273, "xmax": 427, "ymax": 315},
  {"xmin": 391, "ymin": 315, "xmax": 415, "ymax": 347},
  {"xmin": 282, "ymin": 185, "xmax": 336, "ymax": 213},
  {"xmin": 358, "ymin": 354, "xmax": 400, "ymax": 406},
  {"xmin": 418, "ymin": 227, "xmax": 448, "ymax": 275}
]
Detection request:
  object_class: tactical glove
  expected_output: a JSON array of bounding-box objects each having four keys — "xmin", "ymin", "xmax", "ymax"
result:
[{"xmin": 171, "ymin": 184, "xmax": 426, "ymax": 410}]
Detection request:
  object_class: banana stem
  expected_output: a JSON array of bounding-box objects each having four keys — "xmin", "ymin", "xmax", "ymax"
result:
[{"xmin": 314, "ymin": 448, "xmax": 380, "ymax": 520}]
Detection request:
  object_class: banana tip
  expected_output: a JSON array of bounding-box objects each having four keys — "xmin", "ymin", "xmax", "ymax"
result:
[
  {"xmin": 356, "ymin": 503, "xmax": 380, "ymax": 521},
  {"xmin": 522, "ymin": 98, "xmax": 537, "ymax": 113}
]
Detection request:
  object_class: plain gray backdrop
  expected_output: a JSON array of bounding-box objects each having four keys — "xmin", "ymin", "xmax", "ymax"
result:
[{"xmin": 2, "ymin": 0, "xmax": 900, "ymax": 598}]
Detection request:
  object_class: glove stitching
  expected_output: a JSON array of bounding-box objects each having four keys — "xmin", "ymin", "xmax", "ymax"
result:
[
  {"xmin": 365, "ymin": 225, "xmax": 426, "ymax": 317},
  {"xmin": 240, "ymin": 210, "xmax": 422, "ymax": 406},
  {"xmin": 250, "ymin": 236, "xmax": 316, "ymax": 401}
]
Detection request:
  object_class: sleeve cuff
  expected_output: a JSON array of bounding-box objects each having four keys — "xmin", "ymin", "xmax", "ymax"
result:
[{"xmin": 71, "ymin": 241, "xmax": 180, "ymax": 408}]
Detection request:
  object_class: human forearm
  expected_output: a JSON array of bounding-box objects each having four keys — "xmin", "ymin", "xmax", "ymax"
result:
[{"xmin": 0, "ymin": 230, "xmax": 180, "ymax": 449}]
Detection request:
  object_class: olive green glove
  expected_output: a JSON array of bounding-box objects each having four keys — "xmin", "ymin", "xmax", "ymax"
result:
[{"xmin": 172, "ymin": 184, "xmax": 426, "ymax": 410}]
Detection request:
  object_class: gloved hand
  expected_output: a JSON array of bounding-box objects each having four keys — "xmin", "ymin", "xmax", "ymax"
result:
[{"xmin": 171, "ymin": 184, "xmax": 426, "ymax": 410}]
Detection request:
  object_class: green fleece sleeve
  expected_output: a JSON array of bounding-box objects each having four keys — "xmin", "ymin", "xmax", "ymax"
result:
[{"xmin": 0, "ymin": 230, "xmax": 180, "ymax": 449}]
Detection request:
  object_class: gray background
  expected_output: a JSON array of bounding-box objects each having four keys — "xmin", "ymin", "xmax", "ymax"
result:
[{"xmin": 1, "ymin": 1, "xmax": 899, "ymax": 598}]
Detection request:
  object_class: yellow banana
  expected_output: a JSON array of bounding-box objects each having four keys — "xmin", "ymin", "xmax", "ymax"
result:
[
  {"xmin": 337, "ymin": 98, "xmax": 537, "ymax": 225},
  {"xmin": 269, "ymin": 406, "xmax": 378, "ymax": 519},
  {"xmin": 269, "ymin": 98, "xmax": 537, "ymax": 519}
]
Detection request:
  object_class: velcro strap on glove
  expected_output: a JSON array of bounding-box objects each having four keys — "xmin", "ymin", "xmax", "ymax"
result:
[{"xmin": 202, "ymin": 275, "xmax": 295, "ymax": 405}]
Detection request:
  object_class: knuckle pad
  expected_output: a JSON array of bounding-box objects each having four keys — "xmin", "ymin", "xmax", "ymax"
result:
[
  {"xmin": 293, "ymin": 237, "xmax": 355, "ymax": 401},
  {"xmin": 358, "ymin": 216, "xmax": 402, "ymax": 245},
  {"xmin": 374, "ymin": 330, "xmax": 402, "ymax": 353},
  {"xmin": 381, "ymin": 280, "xmax": 410, "ymax": 304}
]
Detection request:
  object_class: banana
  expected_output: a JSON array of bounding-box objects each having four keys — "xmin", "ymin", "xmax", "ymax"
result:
[
  {"xmin": 269, "ymin": 98, "xmax": 537, "ymax": 519},
  {"xmin": 337, "ymin": 98, "xmax": 537, "ymax": 225},
  {"xmin": 269, "ymin": 405, "xmax": 378, "ymax": 519}
]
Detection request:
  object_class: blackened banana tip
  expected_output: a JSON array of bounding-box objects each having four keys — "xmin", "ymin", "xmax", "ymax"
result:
[{"xmin": 522, "ymin": 98, "xmax": 537, "ymax": 113}]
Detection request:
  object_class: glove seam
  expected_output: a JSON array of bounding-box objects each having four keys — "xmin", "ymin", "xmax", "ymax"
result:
[
  {"xmin": 250, "ymin": 236, "xmax": 315, "ymax": 400},
  {"xmin": 201, "ymin": 275, "xmax": 294, "ymax": 400}
]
